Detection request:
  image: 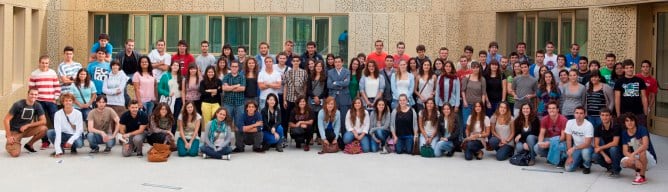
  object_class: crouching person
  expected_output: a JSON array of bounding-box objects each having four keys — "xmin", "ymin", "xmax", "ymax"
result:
[
  {"xmin": 4, "ymin": 89, "xmax": 48, "ymax": 157},
  {"xmin": 620, "ymin": 113, "xmax": 657, "ymax": 185},
  {"xmin": 201, "ymin": 108, "xmax": 234, "ymax": 160},
  {"xmin": 233, "ymin": 101, "xmax": 264, "ymax": 153},
  {"xmin": 86, "ymin": 95, "xmax": 120, "ymax": 154},
  {"xmin": 48, "ymin": 93, "xmax": 84, "ymax": 157},
  {"xmin": 120, "ymin": 100, "xmax": 148, "ymax": 157}
]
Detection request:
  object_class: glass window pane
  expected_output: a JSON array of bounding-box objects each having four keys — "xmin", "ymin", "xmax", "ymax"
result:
[
  {"xmin": 513, "ymin": 13, "xmax": 524, "ymax": 55},
  {"xmin": 269, "ymin": 16, "xmax": 284, "ymax": 55},
  {"xmin": 166, "ymin": 15, "xmax": 179, "ymax": 52},
  {"xmin": 209, "ymin": 16, "xmax": 223, "ymax": 53},
  {"xmin": 225, "ymin": 15, "xmax": 250, "ymax": 54},
  {"xmin": 182, "ymin": 15, "xmax": 206, "ymax": 54},
  {"xmin": 560, "ymin": 13, "xmax": 573, "ymax": 54},
  {"xmin": 287, "ymin": 16, "xmax": 312, "ymax": 55},
  {"xmin": 315, "ymin": 17, "xmax": 329, "ymax": 54},
  {"xmin": 655, "ymin": 13, "xmax": 668, "ymax": 118},
  {"xmin": 149, "ymin": 15, "xmax": 164, "ymax": 50},
  {"xmin": 575, "ymin": 10, "xmax": 588, "ymax": 55},
  {"xmin": 538, "ymin": 11, "xmax": 558, "ymax": 52},
  {"xmin": 251, "ymin": 16, "xmax": 268, "ymax": 56},
  {"xmin": 526, "ymin": 14, "xmax": 536, "ymax": 58},
  {"xmin": 93, "ymin": 15, "xmax": 106, "ymax": 44},
  {"xmin": 134, "ymin": 15, "xmax": 149, "ymax": 53},
  {"xmin": 331, "ymin": 16, "xmax": 348, "ymax": 61},
  {"xmin": 108, "ymin": 14, "xmax": 130, "ymax": 54}
]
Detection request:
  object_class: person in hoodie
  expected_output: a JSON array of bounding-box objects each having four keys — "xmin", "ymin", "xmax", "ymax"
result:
[
  {"xmin": 200, "ymin": 107, "xmax": 234, "ymax": 160},
  {"xmin": 103, "ymin": 60, "xmax": 130, "ymax": 115},
  {"xmin": 300, "ymin": 41, "xmax": 323, "ymax": 69}
]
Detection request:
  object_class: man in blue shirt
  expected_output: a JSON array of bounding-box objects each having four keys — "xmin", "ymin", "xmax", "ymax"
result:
[
  {"xmin": 565, "ymin": 43, "xmax": 581, "ymax": 69},
  {"xmin": 89, "ymin": 33, "xmax": 113, "ymax": 62},
  {"xmin": 87, "ymin": 48, "xmax": 111, "ymax": 95}
]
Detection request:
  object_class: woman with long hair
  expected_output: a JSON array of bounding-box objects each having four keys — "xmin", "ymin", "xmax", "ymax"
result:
[
  {"xmin": 216, "ymin": 57, "xmax": 229, "ymax": 79},
  {"xmin": 391, "ymin": 60, "xmax": 416, "ymax": 108},
  {"xmin": 359, "ymin": 60, "xmax": 385, "ymax": 110},
  {"xmin": 463, "ymin": 102, "xmax": 490, "ymax": 160},
  {"xmin": 71, "ymin": 68, "xmax": 96, "ymax": 122},
  {"xmin": 433, "ymin": 58, "xmax": 445, "ymax": 76},
  {"xmin": 560, "ymin": 70, "xmax": 586, "ymax": 119},
  {"xmin": 220, "ymin": 44, "xmax": 235, "ymax": 66},
  {"xmin": 610, "ymin": 62, "xmax": 624, "ymax": 87},
  {"xmin": 349, "ymin": 58, "xmax": 363, "ymax": 100},
  {"xmin": 244, "ymin": 58, "xmax": 260, "ymax": 104},
  {"xmin": 488, "ymin": 102, "xmax": 515, "ymax": 161},
  {"xmin": 408, "ymin": 58, "xmax": 419, "ymax": 74},
  {"xmin": 308, "ymin": 61, "xmax": 328, "ymax": 114},
  {"xmin": 133, "ymin": 56, "xmax": 156, "ymax": 114},
  {"xmin": 415, "ymin": 60, "xmax": 436, "ymax": 111},
  {"xmin": 513, "ymin": 103, "xmax": 540, "ymax": 160},
  {"xmin": 484, "ymin": 60, "xmax": 506, "ymax": 117},
  {"xmin": 462, "ymin": 62, "xmax": 488, "ymax": 127},
  {"xmin": 289, "ymin": 97, "xmax": 314, "ymax": 151},
  {"xmin": 200, "ymin": 107, "xmax": 234, "ymax": 160},
  {"xmin": 369, "ymin": 99, "xmax": 391, "ymax": 153},
  {"xmin": 147, "ymin": 103, "xmax": 175, "ymax": 146},
  {"xmin": 199, "ymin": 66, "xmax": 222, "ymax": 126},
  {"xmin": 317, "ymin": 97, "xmax": 342, "ymax": 154},
  {"xmin": 436, "ymin": 60, "xmax": 460, "ymax": 111},
  {"xmin": 536, "ymin": 71, "xmax": 560, "ymax": 117},
  {"xmin": 391, "ymin": 94, "xmax": 418, "ymax": 154},
  {"xmin": 325, "ymin": 53, "xmax": 336, "ymax": 71},
  {"xmin": 261, "ymin": 93, "xmax": 284, "ymax": 152},
  {"xmin": 435, "ymin": 103, "xmax": 461, "ymax": 157},
  {"xmin": 177, "ymin": 101, "xmax": 201, "ymax": 157},
  {"xmin": 418, "ymin": 98, "xmax": 440, "ymax": 151},
  {"xmin": 158, "ymin": 61, "xmax": 183, "ymax": 133},
  {"xmin": 343, "ymin": 98, "xmax": 371, "ymax": 152},
  {"xmin": 585, "ymin": 70, "xmax": 614, "ymax": 128},
  {"xmin": 182, "ymin": 64, "xmax": 202, "ymax": 114}
]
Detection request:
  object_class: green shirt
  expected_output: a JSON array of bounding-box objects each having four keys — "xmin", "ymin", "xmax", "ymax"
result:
[{"xmin": 600, "ymin": 67, "xmax": 612, "ymax": 84}]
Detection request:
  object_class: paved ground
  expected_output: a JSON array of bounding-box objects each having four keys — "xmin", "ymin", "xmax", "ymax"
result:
[{"xmin": 0, "ymin": 130, "xmax": 665, "ymax": 192}]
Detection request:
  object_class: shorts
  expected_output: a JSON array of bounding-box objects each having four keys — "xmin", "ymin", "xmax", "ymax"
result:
[{"xmin": 620, "ymin": 151, "xmax": 657, "ymax": 170}]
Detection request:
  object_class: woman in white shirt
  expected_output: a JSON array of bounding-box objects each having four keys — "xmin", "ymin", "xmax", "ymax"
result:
[
  {"xmin": 359, "ymin": 60, "xmax": 385, "ymax": 111},
  {"xmin": 343, "ymin": 98, "xmax": 371, "ymax": 152},
  {"xmin": 463, "ymin": 102, "xmax": 491, "ymax": 160},
  {"xmin": 391, "ymin": 60, "xmax": 415, "ymax": 109},
  {"xmin": 419, "ymin": 99, "xmax": 440, "ymax": 151},
  {"xmin": 414, "ymin": 60, "xmax": 436, "ymax": 111}
]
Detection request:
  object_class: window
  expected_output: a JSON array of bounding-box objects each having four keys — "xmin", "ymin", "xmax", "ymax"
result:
[
  {"xmin": 225, "ymin": 15, "xmax": 250, "ymax": 54},
  {"xmin": 510, "ymin": 10, "xmax": 587, "ymax": 57},
  {"xmin": 93, "ymin": 14, "xmax": 106, "ymax": 43},
  {"xmin": 575, "ymin": 10, "xmax": 588, "ymax": 55},
  {"xmin": 108, "ymin": 14, "xmax": 130, "ymax": 53},
  {"xmin": 269, "ymin": 16, "xmax": 284, "ymax": 54},
  {"xmin": 250, "ymin": 16, "xmax": 267, "ymax": 56},
  {"xmin": 166, "ymin": 15, "xmax": 180, "ymax": 52},
  {"xmin": 209, "ymin": 16, "xmax": 223, "ymax": 53},
  {"xmin": 330, "ymin": 16, "xmax": 348, "ymax": 60},
  {"xmin": 287, "ymin": 16, "xmax": 312, "ymax": 54},
  {"xmin": 133, "ymin": 15, "xmax": 149, "ymax": 53},
  {"xmin": 149, "ymin": 15, "xmax": 164, "ymax": 50},
  {"xmin": 315, "ymin": 17, "xmax": 329, "ymax": 54},
  {"xmin": 182, "ymin": 15, "xmax": 206, "ymax": 54}
]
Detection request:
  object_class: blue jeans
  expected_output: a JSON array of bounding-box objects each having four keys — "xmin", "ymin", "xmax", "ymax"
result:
[
  {"xmin": 592, "ymin": 140, "xmax": 622, "ymax": 174},
  {"xmin": 200, "ymin": 145, "xmax": 232, "ymax": 159},
  {"xmin": 587, "ymin": 116, "xmax": 602, "ymax": 130},
  {"xmin": 515, "ymin": 135, "xmax": 538, "ymax": 158},
  {"xmin": 369, "ymin": 129, "xmax": 390, "ymax": 152},
  {"xmin": 262, "ymin": 125, "xmax": 284, "ymax": 145},
  {"xmin": 533, "ymin": 136, "xmax": 567, "ymax": 165},
  {"xmin": 461, "ymin": 104, "xmax": 473, "ymax": 140},
  {"xmin": 40, "ymin": 101, "xmax": 59, "ymax": 143},
  {"xmin": 395, "ymin": 135, "xmax": 414, "ymax": 154},
  {"xmin": 435, "ymin": 140, "xmax": 455, "ymax": 157},
  {"xmin": 486, "ymin": 101, "xmax": 500, "ymax": 117},
  {"xmin": 565, "ymin": 146, "xmax": 593, "ymax": 172},
  {"xmin": 488, "ymin": 136, "xmax": 514, "ymax": 161},
  {"xmin": 464, "ymin": 140, "xmax": 484, "ymax": 160},
  {"xmin": 224, "ymin": 104, "xmax": 245, "ymax": 129},
  {"xmin": 77, "ymin": 108, "xmax": 91, "ymax": 123},
  {"xmin": 87, "ymin": 133, "xmax": 116, "ymax": 150},
  {"xmin": 143, "ymin": 101, "xmax": 155, "ymax": 115},
  {"xmin": 338, "ymin": 105, "xmax": 350, "ymax": 134},
  {"xmin": 343, "ymin": 131, "xmax": 371, "ymax": 153},
  {"xmin": 419, "ymin": 135, "xmax": 440, "ymax": 153},
  {"xmin": 47, "ymin": 130, "xmax": 84, "ymax": 150}
]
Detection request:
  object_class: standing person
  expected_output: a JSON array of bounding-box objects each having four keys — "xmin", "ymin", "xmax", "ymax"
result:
[
  {"xmin": 611, "ymin": 62, "xmax": 625, "ymax": 88},
  {"xmin": 585, "ymin": 70, "xmax": 614, "ymax": 128},
  {"xmin": 260, "ymin": 94, "xmax": 283, "ymax": 152},
  {"xmin": 380, "ymin": 56, "xmax": 395, "ymax": 105},
  {"xmin": 348, "ymin": 58, "xmax": 363, "ymax": 101},
  {"xmin": 488, "ymin": 102, "xmax": 515, "ymax": 161},
  {"xmin": 343, "ymin": 98, "xmax": 371, "ymax": 153},
  {"xmin": 576, "ymin": 57, "xmax": 591, "ymax": 85},
  {"xmin": 500, "ymin": 57, "xmax": 513, "ymax": 78},
  {"xmin": 437, "ymin": 47, "xmax": 450, "ymax": 61},
  {"xmin": 391, "ymin": 94, "xmax": 418, "ymax": 155},
  {"xmin": 391, "ymin": 60, "xmax": 415, "ymax": 108},
  {"xmin": 148, "ymin": 40, "xmax": 171, "ymax": 81},
  {"xmin": 70, "ymin": 69, "xmax": 96, "ymax": 127},
  {"xmin": 478, "ymin": 51, "xmax": 489, "ymax": 76},
  {"xmin": 513, "ymin": 103, "xmax": 540, "ymax": 161},
  {"xmin": 564, "ymin": 44, "xmax": 581, "ymax": 69},
  {"xmin": 222, "ymin": 61, "xmax": 247, "ymax": 129},
  {"xmin": 244, "ymin": 58, "xmax": 260, "ymax": 104},
  {"xmin": 591, "ymin": 109, "xmax": 622, "ymax": 177},
  {"xmin": 601, "ymin": 53, "xmax": 616, "ymax": 84},
  {"xmin": 463, "ymin": 102, "xmax": 490, "ymax": 160},
  {"xmin": 506, "ymin": 62, "xmax": 522, "ymax": 110},
  {"xmin": 114, "ymin": 39, "xmax": 142, "ymax": 79},
  {"xmin": 636, "ymin": 60, "xmax": 657, "ymax": 119},
  {"xmin": 88, "ymin": 33, "xmax": 112, "ymax": 62},
  {"xmin": 529, "ymin": 50, "xmax": 546, "ymax": 80},
  {"xmin": 274, "ymin": 53, "xmax": 291, "ymax": 108},
  {"xmin": 200, "ymin": 107, "xmax": 234, "ymax": 160},
  {"xmin": 461, "ymin": 62, "xmax": 488, "ymax": 124},
  {"xmin": 300, "ymin": 41, "xmax": 323, "ymax": 69},
  {"xmin": 414, "ymin": 60, "xmax": 437, "ymax": 111},
  {"xmin": 564, "ymin": 106, "xmax": 594, "ymax": 174},
  {"xmin": 119, "ymin": 100, "xmax": 149, "ymax": 157},
  {"xmin": 414, "ymin": 44, "xmax": 431, "ymax": 69},
  {"xmin": 103, "ymin": 61, "xmax": 129, "ymax": 115},
  {"xmin": 233, "ymin": 101, "xmax": 264, "ymax": 153},
  {"xmin": 534, "ymin": 101, "xmax": 568, "ymax": 167},
  {"xmin": 435, "ymin": 103, "xmax": 461, "ymax": 157},
  {"xmin": 158, "ymin": 61, "xmax": 184, "ymax": 133},
  {"xmin": 133, "ymin": 56, "xmax": 156, "ymax": 114},
  {"xmin": 308, "ymin": 61, "xmax": 328, "ymax": 116},
  {"xmin": 3, "ymin": 89, "xmax": 48, "ymax": 157},
  {"xmin": 536, "ymin": 71, "xmax": 560, "ymax": 117},
  {"xmin": 284, "ymin": 55, "xmax": 309, "ymax": 139},
  {"xmin": 484, "ymin": 60, "xmax": 506, "ymax": 117},
  {"xmin": 560, "ymin": 70, "xmax": 586, "ymax": 119},
  {"xmin": 407, "ymin": 58, "xmax": 419, "ymax": 74},
  {"xmin": 216, "ymin": 58, "xmax": 230, "ymax": 79},
  {"xmin": 356, "ymin": 53, "xmax": 367, "ymax": 70},
  {"xmin": 177, "ymin": 102, "xmax": 201, "ymax": 157},
  {"xmin": 289, "ymin": 97, "xmax": 315, "ymax": 151},
  {"xmin": 196, "ymin": 40, "xmax": 216, "ymax": 75},
  {"xmin": 544, "ymin": 42, "xmax": 558, "ymax": 70},
  {"xmin": 516, "ymin": 42, "xmax": 533, "ymax": 64},
  {"xmin": 392, "ymin": 42, "xmax": 411, "ymax": 68},
  {"xmin": 463, "ymin": 46, "xmax": 474, "ymax": 69},
  {"xmin": 487, "ymin": 42, "xmax": 502, "ymax": 63},
  {"xmin": 172, "ymin": 40, "xmax": 196, "ymax": 76},
  {"xmin": 557, "ymin": 70, "xmax": 570, "ymax": 87},
  {"xmin": 29, "ymin": 55, "xmax": 61, "ymax": 149},
  {"xmin": 317, "ymin": 97, "xmax": 342, "ymax": 154},
  {"xmin": 146, "ymin": 104, "xmax": 175, "ymax": 149},
  {"xmin": 456, "ymin": 55, "xmax": 474, "ymax": 80},
  {"xmin": 433, "ymin": 58, "xmax": 445, "ymax": 76},
  {"xmin": 551, "ymin": 55, "xmax": 570, "ymax": 80},
  {"xmin": 327, "ymin": 56, "xmax": 353, "ymax": 134},
  {"xmin": 369, "ymin": 99, "xmax": 391, "ymax": 153},
  {"xmin": 510, "ymin": 61, "xmax": 537, "ymax": 117},
  {"xmin": 235, "ymin": 46, "xmax": 249, "ymax": 65},
  {"xmin": 418, "ymin": 99, "xmax": 441, "ymax": 153},
  {"xmin": 58, "ymin": 46, "xmax": 82, "ymax": 93},
  {"xmin": 620, "ymin": 113, "xmax": 657, "ymax": 185},
  {"xmin": 86, "ymin": 96, "xmax": 121, "ymax": 154},
  {"xmin": 255, "ymin": 42, "xmax": 275, "ymax": 71},
  {"xmin": 258, "ymin": 57, "xmax": 282, "ymax": 110},
  {"xmin": 182, "ymin": 64, "xmax": 202, "ymax": 114},
  {"xmin": 615, "ymin": 60, "xmax": 649, "ymax": 127},
  {"xmin": 48, "ymin": 93, "xmax": 84, "ymax": 157},
  {"xmin": 283, "ymin": 40, "xmax": 299, "ymax": 68},
  {"xmin": 325, "ymin": 54, "xmax": 336, "ymax": 71},
  {"xmin": 436, "ymin": 61, "xmax": 461, "ymax": 111},
  {"xmin": 360, "ymin": 60, "xmax": 385, "ymax": 110},
  {"xmin": 367, "ymin": 40, "xmax": 388, "ymax": 69},
  {"xmin": 199, "ymin": 66, "xmax": 223, "ymax": 126},
  {"xmin": 220, "ymin": 44, "xmax": 236, "ymax": 66}
]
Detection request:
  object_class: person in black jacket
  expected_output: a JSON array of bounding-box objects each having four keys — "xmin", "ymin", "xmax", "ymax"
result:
[
  {"xmin": 513, "ymin": 103, "xmax": 540, "ymax": 159},
  {"xmin": 260, "ymin": 93, "xmax": 283, "ymax": 152},
  {"xmin": 435, "ymin": 103, "xmax": 461, "ymax": 157},
  {"xmin": 308, "ymin": 61, "xmax": 328, "ymax": 144}
]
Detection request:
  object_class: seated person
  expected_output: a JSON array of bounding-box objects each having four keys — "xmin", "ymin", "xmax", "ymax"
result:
[{"xmin": 200, "ymin": 108, "xmax": 234, "ymax": 160}]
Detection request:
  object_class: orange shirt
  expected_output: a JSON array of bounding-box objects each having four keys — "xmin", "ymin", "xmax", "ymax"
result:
[
  {"xmin": 392, "ymin": 53, "xmax": 411, "ymax": 68},
  {"xmin": 367, "ymin": 51, "xmax": 388, "ymax": 69}
]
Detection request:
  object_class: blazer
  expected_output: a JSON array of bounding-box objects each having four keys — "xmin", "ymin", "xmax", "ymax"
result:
[{"xmin": 327, "ymin": 68, "xmax": 352, "ymax": 106}]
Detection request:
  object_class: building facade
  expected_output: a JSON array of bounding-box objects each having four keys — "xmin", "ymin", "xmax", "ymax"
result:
[{"xmin": 0, "ymin": 0, "xmax": 667, "ymax": 135}]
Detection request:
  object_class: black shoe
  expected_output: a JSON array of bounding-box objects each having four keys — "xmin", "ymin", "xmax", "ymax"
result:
[
  {"xmin": 261, "ymin": 145, "xmax": 271, "ymax": 151},
  {"xmin": 137, "ymin": 152, "xmax": 143, "ymax": 157},
  {"xmin": 556, "ymin": 160, "xmax": 565, "ymax": 168},
  {"xmin": 276, "ymin": 146, "xmax": 283, "ymax": 152},
  {"xmin": 103, "ymin": 147, "xmax": 111, "ymax": 153},
  {"xmin": 232, "ymin": 148, "xmax": 245, "ymax": 153},
  {"xmin": 583, "ymin": 168, "xmax": 591, "ymax": 174},
  {"xmin": 296, "ymin": 143, "xmax": 302, "ymax": 149},
  {"xmin": 71, "ymin": 148, "xmax": 78, "ymax": 155},
  {"xmin": 445, "ymin": 151, "xmax": 454, "ymax": 157},
  {"xmin": 23, "ymin": 144, "xmax": 37, "ymax": 153},
  {"xmin": 253, "ymin": 148, "xmax": 265, "ymax": 153},
  {"xmin": 90, "ymin": 148, "xmax": 99, "ymax": 154}
]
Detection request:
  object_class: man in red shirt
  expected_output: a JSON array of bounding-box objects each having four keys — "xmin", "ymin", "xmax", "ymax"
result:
[
  {"xmin": 636, "ymin": 60, "xmax": 658, "ymax": 114},
  {"xmin": 455, "ymin": 55, "xmax": 473, "ymax": 80},
  {"xmin": 392, "ymin": 41, "xmax": 411, "ymax": 68},
  {"xmin": 367, "ymin": 40, "xmax": 388, "ymax": 69}
]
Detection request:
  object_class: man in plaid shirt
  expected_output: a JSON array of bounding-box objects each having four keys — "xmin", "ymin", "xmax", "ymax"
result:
[
  {"xmin": 283, "ymin": 55, "xmax": 308, "ymax": 139},
  {"xmin": 223, "ymin": 60, "xmax": 247, "ymax": 128}
]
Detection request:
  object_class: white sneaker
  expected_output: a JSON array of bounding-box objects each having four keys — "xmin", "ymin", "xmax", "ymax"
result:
[
  {"xmin": 222, "ymin": 154, "xmax": 231, "ymax": 160},
  {"xmin": 116, "ymin": 134, "xmax": 128, "ymax": 143},
  {"xmin": 380, "ymin": 146, "xmax": 389, "ymax": 154},
  {"xmin": 202, "ymin": 154, "xmax": 207, "ymax": 159}
]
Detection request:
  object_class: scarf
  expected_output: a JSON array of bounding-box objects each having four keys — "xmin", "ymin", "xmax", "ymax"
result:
[
  {"xmin": 208, "ymin": 119, "xmax": 227, "ymax": 143},
  {"xmin": 438, "ymin": 74, "xmax": 457, "ymax": 103}
]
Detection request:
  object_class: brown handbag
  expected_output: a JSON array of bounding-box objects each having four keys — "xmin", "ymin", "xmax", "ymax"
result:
[
  {"xmin": 147, "ymin": 143, "xmax": 172, "ymax": 162},
  {"xmin": 322, "ymin": 143, "xmax": 339, "ymax": 153}
]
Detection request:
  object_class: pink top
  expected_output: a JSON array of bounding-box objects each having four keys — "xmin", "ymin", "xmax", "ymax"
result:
[
  {"xmin": 132, "ymin": 72, "xmax": 156, "ymax": 102},
  {"xmin": 183, "ymin": 78, "xmax": 201, "ymax": 101}
]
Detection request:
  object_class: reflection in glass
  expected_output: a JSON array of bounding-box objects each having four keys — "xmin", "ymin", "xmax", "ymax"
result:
[
  {"xmin": 182, "ymin": 15, "xmax": 206, "ymax": 54},
  {"xmin": 251, "ymin": 16, "xmax": 268, "ymax": 56},
  {"xmin": 269, "ymin": 16, "xmax": 284, "ymax": 54},
  {"xmin": 209, "ymin": 16, "xmax": 223, "ymax": 53},
  {"xmin": 656, "ymin": 13, "xmax": 668, "ymax": 118},
  {"xmin": 166, "ymin": 15, "xmax": 180, "ymax": 52},
  {"xmin": 225, "ymin": 15, "xmax": 250, "ymax": 54},
  {"xmin": 93, "ymin": 15, "xmax": 106, "ymax": 44},
  {"xmin": 149, "ymin": 15, "xmax": 164, "ymax": 50},
  {"xmin": 108, "ymin": 14, "xmax": 130, "ymax": 53},
  {"xmin": 134, "ymin": 15, "xmax": 149, "ymax": 53},
  {"xmin": 315, "ymin": 17, "xmax": 329, "ymax": 54},
  {"xmin": 560, "ymin": 13, "xmax": 573, "ymax": 54},
  {"xmin": 575, "ymin": 10, "xmax": 588, "ymax": 55},
  {"xmin": 538, "ymin": 11, "xmax": 558, "ymax": 51},
  {"xmin": 287, "ymin": 16, "xmax": 312, "ymax": 55}
]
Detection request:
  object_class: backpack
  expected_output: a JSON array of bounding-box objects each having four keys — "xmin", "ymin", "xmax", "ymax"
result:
[{"xmin": 509, "ymin": 150, "xmax": 534, "ymax": 166}]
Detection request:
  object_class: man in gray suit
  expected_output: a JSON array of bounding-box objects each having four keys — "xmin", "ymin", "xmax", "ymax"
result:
[{"xmin": 327, "ymin": 56, "xmax": 352, "ymax": 133}]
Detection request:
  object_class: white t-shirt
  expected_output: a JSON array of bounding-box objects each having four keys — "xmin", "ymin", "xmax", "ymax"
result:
[
  {"xmin": 467, "ymin": 115, "xmax": 491, "ymax": 134},
  {"xmin": 565, "ymin": 119, "xmax": 594, "ymax": 146},
  {"xmin": 148, "ymin": 49, "xmax": 172, "ymax": 82},
  {"xmin": 544, "ymin": 53, "xmax": 558, "ymax": 71},
  {"xmin": 196, "ymin": 54, "xmax": 217, "ymax": 75},
  {"xmin": 258, "ymin": 69, "xmax": 283, "ymax": 100}
]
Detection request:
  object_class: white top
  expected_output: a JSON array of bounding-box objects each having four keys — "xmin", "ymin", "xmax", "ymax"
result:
[
  {"xmin": 53, "ymin": 109, "xmax": 84, "ymax": 154},
  {"xmin": 102, "ymin": 71, "xmax": 129, "ymax": 106},
  {"xmin": 258, "ymin": 69, "xmax": 283, "ymax": 100},
  {"xmin": 467, "ymin": 115, "xmax": 491, "ymax": 139},
  {"xmin": 196, "ymin": 54, "xmax": 217, "ymax": 75},
  {"xmin": 364, "ymin": 77, "xmax": 380, "ymax": 98},
  {"xmin": 396, "ymin": 79, "xmax": 410, "ymax": 96},
  {"xmin": 544, "ymin": 54, "xmax": 558, "ymax": 70},
  {"xmin": 420, "ymin": 111, "xmax": 439, "ymax": 137},
  {"xmin": 565, "ymin": 119, "xmax": 594, "ymax": 146},
  {"xmin": 345, "ymin": 110, "xmax": 370, "ymax": 133},
  {"xmin": 418, "ymin": 77, "xmax": 435, "ymax": 100},
  {"xmin": 168, "ymin": 76, "xmax": 181, "ymax": 98},
  {"xmin": 148, "ymin": 49, "xmax": 172, "ymax": 82},
  {"xmin": 273, "ymin": 64, "xmax": 291, "ymax": 94}
]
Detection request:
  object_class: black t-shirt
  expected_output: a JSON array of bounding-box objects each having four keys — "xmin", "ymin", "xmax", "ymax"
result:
[
  {"xmin": 577, "ymin": 70, "xmax": 591, "ymax": 85},
  {"xmin": 245, "ymin": 77, "xmax": 258, "ymax": 98},
  {"xmin": 613, "ymin": 77, "xmax": 647, "ymax": 114},
  {"xmin": 122, "ymin": 52, "xmax": 138, "ymax": 76},
  {"xmin": 485, "ymin": 74, "xmax": 505, "ymax": 102},
  {"xmin": 594, "ymin": 122, "xmax": 620, "ymax": 144},
  {"xmin": 8, "ymin": 100, "xmax": 45, "ymax": 132},
  {"xmin": 119, "ymin": 111, "xmax": 149, "ymax": 133}
]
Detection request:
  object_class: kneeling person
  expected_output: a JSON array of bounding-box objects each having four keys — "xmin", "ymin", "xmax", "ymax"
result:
[{"xmin": 48, "ymin": 93, "xmax": 84, "ymax": 157}]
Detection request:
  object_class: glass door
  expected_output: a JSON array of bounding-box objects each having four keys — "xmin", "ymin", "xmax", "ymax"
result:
[{"xmin": 653, "ymin": 9, "xmax": 668, "ymax": 135}]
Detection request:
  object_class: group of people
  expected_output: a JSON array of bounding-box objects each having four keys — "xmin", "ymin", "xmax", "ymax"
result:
[{"xmin": 3, "ymin": 34, "xmax": 659, "ymax": 185}]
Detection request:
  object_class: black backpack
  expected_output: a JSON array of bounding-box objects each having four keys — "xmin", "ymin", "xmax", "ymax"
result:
[{"xmin": 509, "ymin": 151, "xmax": 533, "ymax": 166}]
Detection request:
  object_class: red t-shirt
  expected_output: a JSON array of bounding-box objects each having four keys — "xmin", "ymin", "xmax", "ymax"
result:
[
  {"xmin": 456, "ymin": 69, "xmax": 473, "ymax": 80},
  {"xmin": 172, "ymin": 54, "xmax": 196, "ymax": 75},
  {"xmin": 392, "ymin": 53, "xmax": 411, "ymax": 68},
  {"xmin": 540, "ymin": 115, "xmax": 568, "ymax": 138},
  {"xmin": 367, "ymin": 51, "xmax": 388, "ymax": 69},
  {"xmin": 636, "ymin": 73, "xmax": 658, "ymax": 95}
]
